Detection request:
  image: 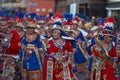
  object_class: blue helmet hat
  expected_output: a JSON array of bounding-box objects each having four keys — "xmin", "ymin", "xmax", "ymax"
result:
[
  {"xmin": 46, "ymin": 13, "xmax": 54, "ymax": 24},
  {"xmin": 99, "ymin": 26, "xmax": 115, "ymax": 40},
  {"xmin": 75, "ymin": 13, "xmax": 88, "ymax": 22},
  {"xmin": 26, "ymin": 12, "xmax": 37, "ymax": 28},
  {"xmin": 36, "ymin": 15, "xmax": 46, "ymax": 24},
  {"xmin": 15, "ymin": 12, "xmax": 25, "ymax": 27},
  {"xmin": 97, "ymin": 17, "xmax": 104, "ymax": 27}
]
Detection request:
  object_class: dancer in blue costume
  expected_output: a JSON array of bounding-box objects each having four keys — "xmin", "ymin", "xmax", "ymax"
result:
[
  {"xmin": 71, "ymin": 17, "xmax": 87, "ymax": 80},
  {"xmin": 21, "ymin": 13, "xmax": 43, "ymax": 80}
]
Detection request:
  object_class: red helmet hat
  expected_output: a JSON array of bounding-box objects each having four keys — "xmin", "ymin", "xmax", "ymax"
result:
[
  {"xmin": 72, "ymin": 17, "xmax": 79, "ymax": 25},
  {"xmin": 104, "ymin": 16, "xmax": 115, "ymax": 28},
  {"xmin": 62, "ymin": 13, "xmax": 73, "ymax": 31}
]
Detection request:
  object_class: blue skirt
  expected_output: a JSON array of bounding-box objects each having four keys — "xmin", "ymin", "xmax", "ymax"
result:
[
  {"xmin": 22, "ymin": 52, "xmax": 40, "ymax": 70},
  {"xmin": 74, "ymin": 45, "xmax": 87, "ymax": 64}
]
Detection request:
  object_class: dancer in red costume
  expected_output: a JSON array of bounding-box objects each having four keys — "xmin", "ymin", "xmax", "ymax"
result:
[
  {"xmin": 91, "ymin": 26, "xmax": 117, "ymax": 80},
  {"xmin": 43, "ymin": 28, "xmax": 74, "ymax": 80},
  {"xmin": 0, "ymin": 18, "xmax": 21, "ymax": 56},
  {"xmin": 0, "ymin": 16, "xmax": 21, "ymax": 79}
]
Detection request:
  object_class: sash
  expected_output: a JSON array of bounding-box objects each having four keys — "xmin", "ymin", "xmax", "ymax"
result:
[
  {"xmin": 63, "ymin": 62, "xmax": 71, "ymax": 80},
  {"xmin": 77, "ymin": 43, "xmax": 88, "ymax": 61},
  {"xmin": 93, "ymin": 44, "xmax": 113, "ymax": 67},
  {"xmin": 34, "ymin": 48, "xmax": 43, "ymax": 71},
  {"xmin": 46, "ymin": 55, "xmax": 72, "ymax": 80},
  {"xmin": 91, "ymin": 44, "xmax": 115, "ymax": 80},
  {"xmin": 46, "ymin": 59, "xmax": 53, "ymax": 80}
]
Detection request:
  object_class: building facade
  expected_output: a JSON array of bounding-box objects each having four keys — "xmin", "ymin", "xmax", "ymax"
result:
[
  {"xmin": 106, "ymin": 0, "xmax": 120, "ymax": 17},
  {"xmin": 1, "ymin": 0, "xmax": 26, "ymax": 12},
  {"xmin": 1, "ymin": 0, "xmax": 55, "ymax": 15},
  {"xmin": 26, "ymin": 0, "xmax": 55, "ymax": 15},
  {"xmin": 55, "ymin": 0, "xmax": 68, "ymax": 13},
  {"xmin": 68, "ymin": 0, "xmax": 107, "ymax": 18}
]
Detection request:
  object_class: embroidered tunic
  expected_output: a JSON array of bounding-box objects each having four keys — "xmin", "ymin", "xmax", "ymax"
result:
[
  {"xmin": 22, "ymin": 34, "xmax": 43, "ymax": 71},
  {"xmin": 43, "ymin": 39, "xmax": 74, "ymax": 80},
  {"xmin": 92, "ymin": 43, "xmax": 117, "ymax": 80}
]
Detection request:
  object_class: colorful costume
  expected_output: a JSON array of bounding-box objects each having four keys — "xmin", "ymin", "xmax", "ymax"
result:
[
  {"xmin": 91, "ymin": 43, "xmax": 117, "ymax": 80},
  {"xmin": 91, "ymin": 26, "xmax": 117, "ymax": 80},
  {"xmin": 43, "ymin": 39, "xmax": 74, "ymax": 80},
  {"xmin": 21, "ymin": 12, "xmax": 43, "ymax": 80},
  {"xmin": 22, "ymin": 33, "xmax": 43, "ymax": 79},
  {"xmin": 0, "ymin": 29, "xmax": 21, "ymax": 79},
  {"xmin": 71, "ymin": 16, "xmax": 87, "ymax": 73},
  {"xmin": 5, "ymin": 29, "xmax": 21, "ymax": 55}
]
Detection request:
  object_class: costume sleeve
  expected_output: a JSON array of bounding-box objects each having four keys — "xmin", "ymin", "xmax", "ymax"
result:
[
  {"xmin": 7, "ymin": 31, "xmax": 21, "ymax": 52},
  {"xmin": 8, "ymin": 42, "xmax": 20, "ymax": 51},
  {"xmin": 110, "ymin": 45, "xmax": 117, "ymax": 62},
  {"xmin": 111, "ymin": 45, "xmax": 117, "ymax": 57},
  {"xmin": 37, "ymin": 34, "xmax": 43, "ymax": 49}
]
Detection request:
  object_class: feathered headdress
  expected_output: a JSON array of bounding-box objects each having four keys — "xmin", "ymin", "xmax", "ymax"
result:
[
  {"xmin": 62, "ymin": 12, "xmax": 73, "ymax": 30},
  {"xmin": 101, "ymin": 26, "xmax": 115, "ymax": 37},
  {"xmin": 72, "ymin": 16, "xmax": 79, "ymax": 25},
  {"xmin": 75, "ymin": 13, "xmax": 88, "ymax": 23},
  {"xmin": 97, "ymin": 17, "xmax": 104, "ymax": 27},
  {"xmin": 36, "ymin": 15, "xmax": 46, "ymax": 24},
  {"xmin": 26, "ymin": 12, "xmax": 37, "ymax": 27},
  {"xmin": 104, "ymin": 16, "xmax": 115, "ymax": 28},
  {"xmin": 46, "ymin": 13, "xmax": 54, "ymax": 24},
  {"xmin": 15, "ymin": 12, "xmax": 25, "ymax": 27},
  {"xmin": 53, "ymin": 13, "xmax": 62, "ymax": 28}
]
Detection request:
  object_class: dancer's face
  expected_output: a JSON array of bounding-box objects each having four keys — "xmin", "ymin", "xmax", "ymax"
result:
[
  {"xmin": 52, "ymin": 29, "xmax": 61, "ymax": 40},
  {"xmin": 0, "ymin": 20, "xmax": 8, "ymax": 33}
]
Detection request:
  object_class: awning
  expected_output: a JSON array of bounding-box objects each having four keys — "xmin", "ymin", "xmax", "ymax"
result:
[{"xmin": 106, "ymin": 7, "xmax": 120, "ymax": 10}]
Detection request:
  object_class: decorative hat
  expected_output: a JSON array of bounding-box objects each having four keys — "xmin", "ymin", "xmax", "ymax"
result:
[
  {"xmin": 4, "ymin": 13, "xmax": 14, "ymax": 22},
  {"xmin": 72, "ymin": 16, "xmax": 79, "ymax": 25},
  {"xmin": 26, "ymin": 12, "xmax": 37, "ymax": 28},
  {"xmin": 36, "ymin": 15, "xmax": 46, "ymax": 24},
  {"xmin": 0, "ymin": 11, "xmax": 7, "ymax": 20},
  {"xmin": 53, "ymin": 22, "xmax": 62, "ymax": 29},
  {"xmin": 62, "ymin": 13, "xmax": 73, "ymax": 30},
  {"xmin": 105, "ymin": 16, "xmax": 115, "ymax": 23},
  {"xmin": 46, "ymin": 13, "xmax": 54, "ymax": 24},
  {"xmin": 53, "ymin": 13, "xmax": 62, "ymax": 22},
  {"xmin": 53, "ymin": 13, "xmax": 62, "ymax": 28},
  {"xmin": 75, "ymin": 13, "xmax": 88, "ymax": 23},
  {"xmin": 104, "ymin": 16, "xmax": 115, "ymax": 28},
  {"xmin": 97, "ymin": 17, "xmax": 104, "ymax": 27},
  {"xmin": 84, "ymin": 22, "xmax": 92, "ymax": 29},
  {"xmin": 101, "ymin": 26, "xmax": 115, "ymax": 37},
  {"xmin": 15, "ymin": 12, "xmax": 25, "ymax": 27}
]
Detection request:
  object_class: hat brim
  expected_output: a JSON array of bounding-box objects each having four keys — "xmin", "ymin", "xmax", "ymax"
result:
[
  {"xmin": 100, "ymin": 34, "xmax": 114, "ymax": 37},
  {"xmin": 27, "ymin": 24, "xmax": 36, "ymax": 28}
]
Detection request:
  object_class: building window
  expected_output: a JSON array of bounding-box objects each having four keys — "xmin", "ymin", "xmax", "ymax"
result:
[
  {"xmin": 41, "ymin": 8, "xmax": 46, "ymax": 12},
  {"xmin": 48, "ymin": 9, "xmax": 52, "ymax": 12}
]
